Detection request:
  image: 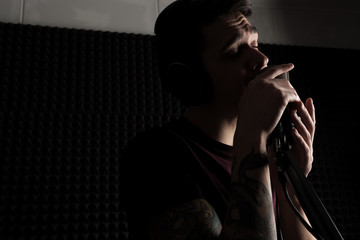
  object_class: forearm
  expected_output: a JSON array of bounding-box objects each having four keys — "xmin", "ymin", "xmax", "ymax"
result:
[
  {"xmin": 276, "ymin": 184, "xmax": 316, "ymax": 240},
  {"xmin": 221, "ymin": 134, "xmax": 277, "ymax": 240}
]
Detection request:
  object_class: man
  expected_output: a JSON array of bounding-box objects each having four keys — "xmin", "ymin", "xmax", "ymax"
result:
[{"xmin": 124, "ymin": 0, "xmax": 316, "ymax": 239}]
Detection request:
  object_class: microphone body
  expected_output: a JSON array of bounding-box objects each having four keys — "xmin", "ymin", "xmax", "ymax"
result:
[{"xmin": 268, "ymin": 71, "xmax": 294, "ymax": 154}]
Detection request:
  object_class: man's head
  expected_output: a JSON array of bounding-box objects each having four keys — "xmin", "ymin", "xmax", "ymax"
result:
[{"xmin": 155, "ymin": 0, "xmax": 264, "ymax": 107}]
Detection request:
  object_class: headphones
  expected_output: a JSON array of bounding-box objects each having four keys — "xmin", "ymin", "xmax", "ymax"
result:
[{"xmin": 164, "ymin": 60, "xmax": 212, "ymax": 106}]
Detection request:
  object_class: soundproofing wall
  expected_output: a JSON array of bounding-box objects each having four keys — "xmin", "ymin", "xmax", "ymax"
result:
[{"xmin": 0, "ymin": 22, "xmax": 359, "ymax": 239}]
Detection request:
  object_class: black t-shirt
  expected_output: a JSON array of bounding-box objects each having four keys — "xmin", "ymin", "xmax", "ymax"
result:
[{"xmin": 123, "ymin": 117, "xmax": 233, "ymax": 239}]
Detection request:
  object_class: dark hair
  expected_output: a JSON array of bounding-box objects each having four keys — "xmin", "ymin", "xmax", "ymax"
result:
[{"xmin": 154, "ymin": 0, "xmax": 252, "ymax": 106}]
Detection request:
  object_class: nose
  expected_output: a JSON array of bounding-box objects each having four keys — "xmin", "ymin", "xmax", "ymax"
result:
[{"xmin": 250, "ymin": 49, "xmax": 269, "ymax": 72}]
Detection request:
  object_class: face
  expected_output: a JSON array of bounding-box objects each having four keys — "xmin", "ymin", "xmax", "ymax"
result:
[{"xmin": 201, "ymin": 13, "xmax": 269, "ymax": 109}]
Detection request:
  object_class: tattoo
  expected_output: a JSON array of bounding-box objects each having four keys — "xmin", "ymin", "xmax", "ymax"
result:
[
  {"xmin": 155, "ymin": 199, "xmax": 222, "ymax": 240},
  {"xmin": 226, "ymin": 149, "xmax": 276, "ymax": 240}
]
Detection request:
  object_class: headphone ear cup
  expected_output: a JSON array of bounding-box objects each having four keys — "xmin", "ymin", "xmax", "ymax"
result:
[
  {"xmin": 166, "ymin": 62, "xmax": 205, "ymax": 106},
  {"xmin": 167, "ymin": 62, "xmax": 195, "ymax": 81}
]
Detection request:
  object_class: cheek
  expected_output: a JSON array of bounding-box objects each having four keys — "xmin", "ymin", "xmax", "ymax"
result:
[
  {"xmin": 203, "ymin": 52, "xmax": 249, "ymax": 102},
  {"xmin": 209, "ymin": 63, "xmax": 247, "ymax": 101}
]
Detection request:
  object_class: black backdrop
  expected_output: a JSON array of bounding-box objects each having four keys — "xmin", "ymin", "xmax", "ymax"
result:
[{"xmin": 0, "ymin": 22, "xmax": 359, "ymax": 239}]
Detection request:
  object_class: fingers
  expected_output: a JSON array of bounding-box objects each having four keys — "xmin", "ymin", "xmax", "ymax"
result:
[
  {"xmin": 290, "ymin": 98, "xmax": 316, "ymax": 144},
  {"xmin": 258, "ymin": 63, "xmax": 294, "ymax": 79},
  {"xmin": 305, "ymin": 98, "xmax": 316, "ymax": 124},
  {"xmin": 291, "ymin": 128, "xmax": 313, "ymax": 175},
  {"xmin": 256, "ymin": 63, "xmax": 299, "ymax": 103}
]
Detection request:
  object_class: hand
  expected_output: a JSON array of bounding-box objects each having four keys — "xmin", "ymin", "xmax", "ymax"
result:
[
  {"xmin": 235, "ymin": 64, "xmax": 301, "ymax": 152},
  {"xmin": 289, "ymin": 98, "xmax": 316, "ymax": 176}
]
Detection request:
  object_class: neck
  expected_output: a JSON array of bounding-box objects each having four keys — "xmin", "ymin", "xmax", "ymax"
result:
[{"xmin": 183, "ymin": 102, "xmax": 238, "ymax": 146}]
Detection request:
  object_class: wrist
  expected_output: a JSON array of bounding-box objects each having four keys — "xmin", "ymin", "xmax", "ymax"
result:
[{"xmin": 234, "ymin": 127, "xmax": 268, "ymax": 154}]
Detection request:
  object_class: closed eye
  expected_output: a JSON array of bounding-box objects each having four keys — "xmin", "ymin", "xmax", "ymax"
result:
[{"xmin": 226, "ymin": 44, "xmax": 258, "ymax": 58}]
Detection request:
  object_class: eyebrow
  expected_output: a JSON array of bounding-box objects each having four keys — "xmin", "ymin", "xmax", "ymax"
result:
[{"xmin": 221, "ymin": 24, "xmax": 258, "ymax": 54}]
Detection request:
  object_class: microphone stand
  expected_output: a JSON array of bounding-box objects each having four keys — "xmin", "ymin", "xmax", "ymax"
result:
[
  {"xmin": 273, "ymin": 131, "xmax": 344, "ymax": 240},
  {"xmin": 271, "ymin": 72, "xmax": 344, "ymax": 240}
]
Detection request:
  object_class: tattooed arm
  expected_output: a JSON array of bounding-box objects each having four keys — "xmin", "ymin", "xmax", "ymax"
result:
[
  {"xmin": 146, "ymin": 150, "xmax": 276, "ymax": 240},
  {"xmin": 147, "ymin": 199, "xmax": 222, "ymax": 240},
  {"xmin": 220, "ymin": 135, "xmax": 277, "ymax": 240}
]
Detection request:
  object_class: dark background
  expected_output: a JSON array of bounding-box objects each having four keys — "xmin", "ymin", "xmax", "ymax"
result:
[{"xmin": 1, "ymin": 22, "xmax": 359, "ymax": 239}]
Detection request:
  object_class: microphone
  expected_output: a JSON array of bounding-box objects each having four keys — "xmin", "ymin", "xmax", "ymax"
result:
[{"xmin": 268, "ymin": 71, "xmax": 294, "ymax": 153}]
